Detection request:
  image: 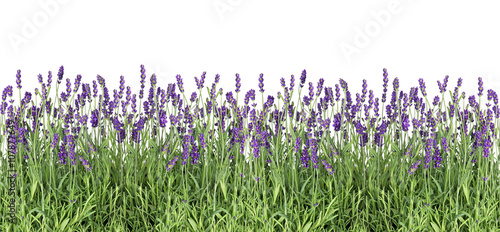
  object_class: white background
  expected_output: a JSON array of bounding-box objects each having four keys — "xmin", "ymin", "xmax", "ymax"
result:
[
  {"xmin": 1, "ymin": 0, "xmax": 499, "ymax": 106},
  {"xmin": 1, "ymin": 1, "xmax": 500, "ymax": 170}
]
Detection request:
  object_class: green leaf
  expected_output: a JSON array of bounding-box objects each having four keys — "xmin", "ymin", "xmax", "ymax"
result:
[
  {"xmin": 58, "ymin": 218, "xmax": 70, "ymax": 231},
  {"xmin": 300, "ymin": 175, "xmax": 313, "ymax": 194},
  {"xmin": 188, "ymin": 218, "xmax": 199, "ymax": 231},
  {"xmin": 430, "ymin": 222, "xmax": 440, "ymax": 232},
  {"xmin": 430, "ymin": 175, "xmax": 443, "ymax": 195},
  {"xmin": 462, "ymin": 185, "xmax": 470, "ymax": 205},
  {"xmin": 302, "ymin": 222, "xmax": 312, "ymax": 232}
]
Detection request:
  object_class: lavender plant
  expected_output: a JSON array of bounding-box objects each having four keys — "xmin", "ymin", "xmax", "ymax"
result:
[{"xmin": 0, "ymin": 66, "xmax": 499, "ymax": 231}]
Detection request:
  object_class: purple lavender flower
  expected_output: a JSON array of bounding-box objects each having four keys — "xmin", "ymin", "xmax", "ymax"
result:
[
  {"xmin": 299, "ymin": 70, "xmax": 307, "ymax": 88},
  {"xmin": 424, "ymin": 139, "xmax": 436, "ymax": 169},
  {"xmin": 176, "ymin": 74, "xmax": 184, "ymax": 93},
  {"xmin": 210, "ymin": 83, "xmax": 216, "ymax": 100},
  {"xmin": 73, "ymin": 74, "xmax": 82, "ymax": 94},
  {"xmin": 16, "ymin": 70, "xmax": 22, "ymax": 89},
  {"xmin": 65, "ymin": 78, "xmax": 72, "ymax": 95},
  {"xmin": 310, "ymin": 138, "xmax": 319, "ymax": 169},
  {"xmin": 433, "ymin": 147, "xmax": 442, "ymax": 168},
  {"xmin": 57, "ymin": 66, "xmax": 64, "ymax": 85},
  {"xmin": 457, "ymin": 77, "xmax": 463, "ymax": 88},
  {"xmin": 360, "ymin": 79, "xmax": 368, "ymax": 102},
  {"xmin": 235, "ymin": 73, "xmax": 241, "ymax": 93},
  {"xmin": 483, "ymin": 138, "xmax": 491, "ymax": 158},
  {"xmin": 478, "ymin": 77, "xmax": 483, "ymax": 97},
  {"xmin": 316, "ymin": 78, "xmax": 324, "ymax": 97},
  {"xmin": 290, "ymin": 74, "xmax": 295, "ymax": 91},
  {"xmin": 382, "ymin": 68, "xmax": 389, "ymax": 103},
  {"xmin": 214, "ymin": 73, "xmax": 220, "ymax": 84},
  {"xmin": 190, "ymin": 92, "xmax": 197, "ymax": 102},
  {"xmin": 199, "ymin": 134, "xmax": 206, "ymax": 149},
  {"xmin": 51, "ymin": 134, "xmax": 59, "ymax": 149},
  {"xmin": 118, "ymin": 75, "xmax": 125, "ymax": 97},
  {"xmin": 79, "ymin": 156, "xmax": 92, "ymax": 171},
  {"xmin": 440, "ymin": 75, "xmax": 448, "ymax": 93},
  {"xmin": 442, "ymin": 137, "xmax": 449, "ymax": 153},
  {"xmin": 166, "ymin": 156, "xmax": 179, "ymax": 171},
  {"xmin": 37, "ymin": 73, "xmax": 44, "ymax": 85},
  {"xmin": 432, "ymin": 95, "xmax": 440, "ymax": 106},
  {"xmin": 452, "ymin": 87, "xmax": 460, "ymax": 104},
  {"xmin": 258, "ymin": 73, "xmax": 264, "ymax": 93},
  {"xmin": 200, "ymin": 71, "xmax": 206, "ymax": 89},
  {"xmin": 408, "ymin": 159, "xmax": 421, "ymax": 175},
  {"xmin": 45, "ymin": 71, "xmax": 52, "ymax": 88},
  {"xmin": 280, "ymin": 77, "xmax": 286, "ymax": 88},
  {"xmin": 419, "ymin": 78, "xmax": 427, "ymax": 97},
  {"xmin": 300, "ymin": 146, "xmax": 310, "ymax": 168},
  {"xmin": 393, "ymin": 77, "xmax": 399, "ymax": 92},
  {"xmin": 308, "ymin": 82, "xmax": 314, "ymax": 99},
  {"xmin": 244, "ymin": 89, "xmax": 255, "ymax": 105},
  {"xmin": 251, "ymin": 136, "xmax": 260, "ymax": 158},
  {"xmin": 67, "ymin": 135, "xmax": 76, "ymax": 165}
]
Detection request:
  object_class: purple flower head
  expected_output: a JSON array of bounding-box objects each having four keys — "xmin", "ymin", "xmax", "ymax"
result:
[
  {"xmin": 334, "ymin": 84, "xmax": 341, "ymax": 102},
  {"xmin": 258, "ymin": 73, "xmax": 264, "ymax": 93},
  {"xmin": 150, "ymin": 74, "xmax": 157, "ymax": 89},
  {"xmin": 16, "ymin": 69, "xmax": 22, "ymax": 89},
  {"xmin": 176, "ymin": 74, "xmax": 184, "ymax": 93},
  {"xmin": 199, "ymin": 71, "xmax": 206, "ymax": 89},
  {"xmin": 37, "ymin": 73, "xmax": 44, "ymax": 85},
  {"xmin": 51, "ymin": 134, "xmax": 59, "ymax": 149},
  {"xmin": 457, "ymin": 77, "xmax": 463, "ymax": 88},
  {"xmin": 452, "ymin": 87, "xmax": 459, "ymax": 104},
  {"xmin": 116, "ymin": 75, "xmax": 125, "ymax": 98},
  {"xmin": 316, "ymin": 78, "xmax": 324, "ymax": 97},
  {"xmin": 419, "ymin": 78, "xmax": 427, "ymax": 97},
  {"xmin": 74, "ymin": 74, "xmax": 82, "ymax": 94},
  {"xmin": 322, "ymin": 159, "xmax": 334, "ymax": 175},
  {"xmin": 408, "ymin": 159, "xmax": 421, "ymax": 175},
  {"xmin": 91, "ymin": 80, "xmax": 98, "ymax": 98},
  {"xmin": 442, "ymin": 75, "xmax": 449, "ymax": 92},
  {"xmin": 361, "ymin": 79, "xmax": 368, "ymax": 101},
  {"xmin": 244, "ymin": 89, "xmax": 255, "ymax": 105},
  {"xmin": 251, "ymin": 136, "xmax": 260, "ymax": 158},
  {"xmin": 47, "ymin": 71, "xmax": 53, "ymax": 88},
  {"xmin": 432, "ymin": 95, "xmax": 440, "ymax": 106},
  {"xmin": 125, "ymin": 86, "xmax": 132, "ymax": 102},
  {"xmin": 299, "ymin": 70, "xmax": 307, "ymax": 88},
  {"xmin": 308, "ymin": 82, "xmax": 314, "ymax": 99},
  {"xmin": 210, "ymin": 83, "xmax": 216, "ymax": 100},
  {"xmin": 294, "ymin": 137, "xmax": 301, "ymax": 153},
  {"xmin": 483, "ymin": 138, "xmax": 491, "ymax": 158},
  {"xmin": 442, "ymin": 137, "xmax": 449, "ymax": 153},
  {"xmin": 214, "ymin": 73, "xmax": 220, "ymax": 84},
  {"xmin": 166, "ymin": 156, "xmax": 179, "ymax": 171},
  {"xmin": 280, "ymin": 77, "xmax": 286, "ymax": 88},
  {"xmin": 393, "ymin": 77, "xmax": 399, "ymax": 91},
  {"xmin": 190, "ymin": 91, "xmax": 197, "ymax": 102},
  {"xmin": 57, "ymin": 66, "xmax": 64, "ymax": 84},
  {"xmin": 65, "ymin": 78, "xmax": 72, "ymax": 95},
  {"xmin": 199, "ymin": 134, "xmax": 206, "ymax": 149},
  {"xmin": 235, "ymin": 73, "xmax": 241, "ymax": 93},
  {"xmin": 290, "ymin": 74, "xmax": 295, "ymax": 91},
  {"xmin": 478, "ymin": 77, "xmax": 483, "ymax": 97}
]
